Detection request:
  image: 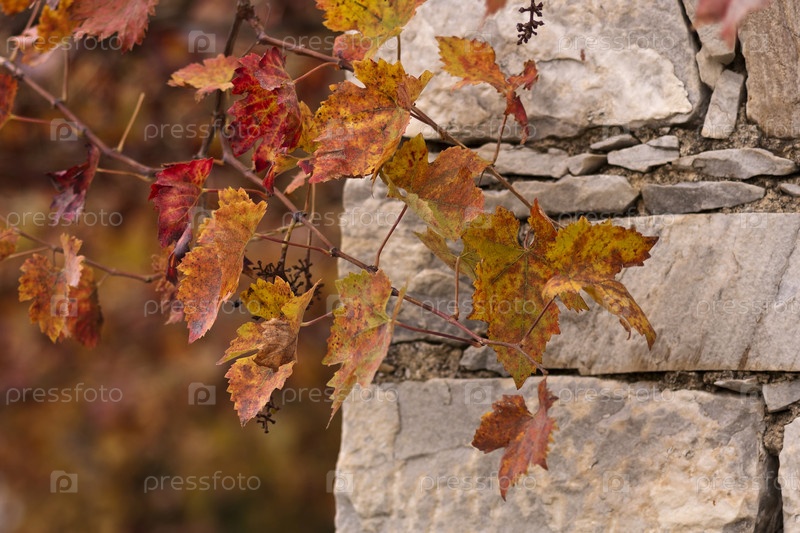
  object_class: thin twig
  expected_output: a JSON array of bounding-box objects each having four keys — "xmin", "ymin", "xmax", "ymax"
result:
[
  {"xmin": 396, "ymin": 322, "xmax": 480, "ymax": 346},
  {"xmin": 293, "ymin": 62, "xmax": 338, "ymax": 85},
  {"xmin": 117, "ymin": 92, "xmax": 145, "ymax": 152},
  {"xmin": 0, "ymin": 57, "xmax": 157, "ymax": 177},
  {"xmin": 300, "ymin": 311, "xmax": 333, "ymax": 328},
  {"xmin": 375, "ymin": 204, "xmax": 406, "ymax": 268}
]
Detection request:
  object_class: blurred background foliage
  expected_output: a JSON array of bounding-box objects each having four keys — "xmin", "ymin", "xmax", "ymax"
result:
[{"xmin": 0, "ymin": 0, "xmax": 346, "ymax": 531}]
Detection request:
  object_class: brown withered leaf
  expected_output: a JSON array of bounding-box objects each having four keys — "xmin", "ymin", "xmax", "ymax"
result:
[{"xmin": 472, "ymin": 379, "xmax": 558, "ymax": 500}]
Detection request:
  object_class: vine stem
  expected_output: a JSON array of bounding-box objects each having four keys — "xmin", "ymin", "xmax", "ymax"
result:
[
  {"xmin": 0, "ymin": 56, "xmax": 158, "ymax": 175},
  {"xmin": 0, "ymin": 223, "xmax": 160, "ymax": 283},
  {"xmin": 0, "ymin": 57, "xmax": 157, "ymax": 177},
  {"xmin": 375, "ymin": 204, "xmax": 406, "ymax": 268}
]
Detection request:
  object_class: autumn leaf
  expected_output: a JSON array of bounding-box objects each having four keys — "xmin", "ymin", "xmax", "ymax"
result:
[
  {"xmin": 226, "ymin": 359, "xmax": 295, "ymax": 426},
  {"xmin": 463, "ymin": 202, "xmax": 656, "ymax": 387},
  {"xmin": 48, "ymin": 144, "xmax": 100, "ymax": 224},
  {"xmin": 310, "ymin": 59, "xmax": 432, "ymax": 183},
  {"xmin": 437, "ymin": 37, "xmax": 538, "ymax": 143},
  {"xmin": 168, "ymin": 54, "xmax": 239, "ymax": 101},
  {"xmin": 177, "ymin": 188, "xmax": 266, "ymax": 342},
  {"xmin": 541, "ymin": 217, "xmax": 658, "ymax": 347},
  {"xmin": 696, "ymin": 0, "xmax": 771, "ymax": 44},
  {"xmin": 36, "ymin": 0, "xmax": 76, "ymax": 52},
  {"xmin": 151, "ymin": 245, "xmax": 183, "ymax": 324},
  {"xmin": 383, "ymin": 134, "xmax": 488, "ymax": 241},
  {"xmin": 60, "ymin": 234, "xmax": 84, "ymax": 287},
  {"xmin": 1, "ymin": 0, "xmax": 29, "ymax": 15},
  {"xmin": 63, "ymin": 266, "xmax": 103, "ymax": 347},
  {"xmin": 317, "ymin": 0, "xmax": 425, "ymax": 59},
  {"xmin": 218, "ymin": 278, "xmax": 318, "ymax": 370},
  {"xmin": 323, "ymin": 270, "xmax": 402, "ymax": 423},
  {"xmin": 18, "ymin": 254, "xmax": 70, "ymax": 342},
  {"xmin": 415, "ymin": 227, "xmax": 479, "ymax": 281},
  {"xmin": 0, "ymin": 228, "xmax": 18, "ymax": 261},
  {"xmin": 227, "ymin": 49, "xmax": 302, "ymax": 191},
  {"xmin": 332, "ymin": 33, "xmax": 374, "ymax": 62},
  {"xmin": 472, "ymin": 379, "xmax": 558, "ymax": 500},
  {"xmin": 463, "ymin": 207, "xmax": 560, "ymax": 387},
  {"xmin": 148, "ymin": 158, "xmax": 214, "ymax": 247},
  {"xmin": 218, "ymin": 278, "xmax": 318, "ymax": 425},
  {"xmin": 484, "ymin": 0, "xmax": 507, "ymax": 17},
  {"xmin": 72, "ymin": 0, "xmax": 158, "ymax": 51},
  {"xmin": 0, "ymin": 74, "xmax": 17, "ymax": 130}
]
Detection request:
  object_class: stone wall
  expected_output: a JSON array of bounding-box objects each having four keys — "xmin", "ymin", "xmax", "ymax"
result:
[{"xmin": 333, "ymin": 1, "xmax": 800, "ymax": 531}]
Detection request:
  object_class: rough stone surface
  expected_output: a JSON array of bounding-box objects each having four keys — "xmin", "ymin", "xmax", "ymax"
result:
[
  {"xmin": 542, "ymin": 213, "xmax": 800, "ymax": 374},
  {"xmin": 780, "ymin": 183, "xmax": 800, "ymax": 197},
  {"xmin": 763, "ymin": 380, "xmax": 800, "ymax": 413},
  {"xmin": 781, "ymin": 419, "xmax": 800, "ymax": 530},
  {"xmin": 646, "ymin": 135, "xmax": 679, "ymax": 149},
  {"xmin": 566, "ymin": 153, "xmax": 607, "ymax": 175},
  {"xmin": 484, "ymin": 175, "xmax": 638, "ymax": 216},
  {"xmin": 607, "ymin": 143, "xmax": 680, "ymax": 172},
  {"xmin": 673, "ymin": 148, "xmax": 798, "ymax": 179},
  {"xmin": 696, "ymin": 47, "xmax": 724, "ymax": 88},
  {"xmin": 475, "ymin": 144, "xmax": 568, "ymax": 177},
  {"xmin": 459, "ymin": 345, "xmax": 509, "ymax": 376},
  {"xmin": 740, "ymin": 0, "xmax": 800, "ymax": 138},
  {"xmin": 702, "ymin": 70, "xmax": 745, "ymax": 139},
  {"xmin": 387, "ymin": 0, "xmax": 702, "ymax": 141},
  {"xmin": 713, "ymin": 378, "xmax": 761, "ymax": 395},
  {"xmin": 642, "ymin": 181, "xmax": 765, "ymax": 214},
  {"xmin": 682, "ymin": 0, "xmax": 736, "ymax": 64},
  {"xmin": 335, "ymin": 378, "xmax": 768, "ymax": 532},
  {"xmin": 589, "ymin": 134, "xmax": 639, "ymax": 152}
]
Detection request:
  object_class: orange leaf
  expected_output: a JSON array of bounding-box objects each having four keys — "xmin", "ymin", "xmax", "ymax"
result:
[
  {"xmin": 1, "ymin": 0, "xmax": 29, "ymax": 15},
  {"xmin": 310, "ymin": 59, "xmax": 431, "ymax": 183},
  {"xmin": 168, "ymin": 54, "xmax": 239, "ymax": 101},
  {"xmin": 151, "ymin": 246, "xmax": 183, "ymax": 324},
  {"xmin": 472, "ymin": 379, "xmax": 558, "ymax": 500},
  {"xmin": 72, "ymin": 0, "xmax": 158, "ymax": 51},
  {"xmin": 484, "ymin": 0, "xmax": 508, "ymax": 17},
  {"xmin": 225, "ymin": 359, "xmax": 295, "ymax": 426},
  {"xmin": 18, "ymin": 254, "xmax": 69, "ymax": 342},
  {"xmin": 383, "ymin": 134, "xmax": 488, "ymax": 240},
  {"xmin": 148, "ymin": 158, "xmax": 213, "ymax": 248},
  {"xmin": 0, "ymin": 74, "xmax": 17, "ymax": 130},
  {"xmin": 323, "ymin": 270, "xmax": 402, "ymax": 423},
  {"xmin": 177, "ymin": 188, "xmax": 266, "ymax": 342},
  {"xmin": 0, "ymin": 227, "xmax": 18, "ymax": 261},
  {"xmin": 36, "ymin": 0, "xmax": 76, "ymax": 52}
]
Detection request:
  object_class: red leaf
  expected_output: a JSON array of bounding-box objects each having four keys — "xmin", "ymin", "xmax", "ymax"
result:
[
  {"xmin": 48, "ymin": 144, "xmax": 100, "ymax": 223},
  {"xmin": 227, "ymin": 49, "xmax": 302, "ymax": 185},
  {"xmin": 472, "ymin": 379, "xmax": 558, "ymax": 500},
  {"xmin": 72, "ymin": 0, "xmax": 159, "ymax": 51},
  {"xmin": 148, "ymin": 158, "xmax": 213, "ymax": 248}
]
